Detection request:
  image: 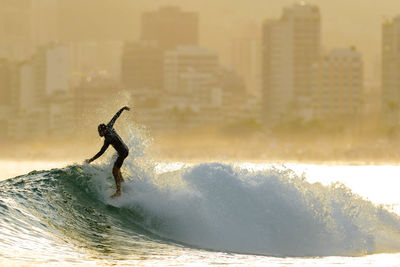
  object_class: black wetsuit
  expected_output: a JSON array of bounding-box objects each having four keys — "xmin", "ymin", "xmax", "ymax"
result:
[{"xmin": 90, "ymin": 108, "xmax": 129, "ymax": 167}]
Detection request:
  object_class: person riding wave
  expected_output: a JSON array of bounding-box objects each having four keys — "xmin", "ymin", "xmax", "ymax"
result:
[{"xmin": 85, "ymin": 106, "xmax": 130, "ymax": 198}]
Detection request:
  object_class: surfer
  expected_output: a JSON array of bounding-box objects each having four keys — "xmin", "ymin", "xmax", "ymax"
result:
[{"xmin": 85, "ymin": 106, "xmax": 130, "ymax": 198}]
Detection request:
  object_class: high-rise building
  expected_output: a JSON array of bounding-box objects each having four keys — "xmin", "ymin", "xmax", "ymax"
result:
[
  {"xmin": 382, "ymin": 16, "xmax": 400, "ymax": 125},
  {"xmin": 216, "ymin": 67, "xmax": 252, "ymax": 123},
  {"xmin": 231, "ymin": 38, "xmax": 261, "ymax": 94},
  {"xmin": 121, "ymin": 41, "xmax": 164, "ymax": 90},
  {"xmin": 45, "ymin": 46, "xmax": 69, "ymax": 94},
  {"xmin": 262, "ymin": 3, "xmax": 321, "ymax": 125},
  {"xmin": 164, "ymin": 46, "xmax": 220, "ymax": 128},
  {"xmin": 313, "ymin": 47, "xmax": 363, "ymax": 119},
  {"xmin": 164, "ymin": 46, "xmax": 218, "ymax": 98},
  {"xmin": 18, "ymin": 45, "xmax": 69, "ymax": 109},
  {"xmin": 0, "ymin": 59, "xmax": 16, "ymax": 106},
  {"xmin": 10, "ymin": 59, "xmax": 48, "ymax": 138},
  {"xmin": 230, "ymin": 22, "xmax": 262, "ymax": 95},
  {"xmin": 141, "ymin": 6, "xmax": 198, "ymax": 51},
  {"xmin": 9, "ymin": 45, "xmax": 71, "ymax": 138},
  {"xmin": 0, "ymin": 59, "xmax": 18, "ymax": 137}
]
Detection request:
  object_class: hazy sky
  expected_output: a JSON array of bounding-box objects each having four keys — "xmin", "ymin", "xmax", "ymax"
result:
[
  {"xmin": 27, "ymin": 0, "xmax": 400, "ymax": 83},
  {"xmin": 135, "ymin": 0, "xmax": 400, "ymax": 82}
]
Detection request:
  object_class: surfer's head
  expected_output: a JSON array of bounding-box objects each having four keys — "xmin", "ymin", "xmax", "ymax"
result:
[{"xmin": 98, "ymin": 123, "xmax": 107, "ymax": 137}]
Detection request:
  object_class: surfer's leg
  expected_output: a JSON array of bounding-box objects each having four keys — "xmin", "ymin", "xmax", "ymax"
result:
[
  {"xmin": 111, "ymin": 155, "xmax": 126, "ymax": 198},
  {"xmin": 117, "ymin": 153, "xmax": 128, "ymax": 183},
  {"xmin": 118, "ymin": 169, "xmax": 124, "ymax": 183},
  {"xmin": 111, "ymin": 165, "xmax": 122, "ymax": 198},
  {"xmin": 112, "ymin": 164, "xmax": 121, "ymax": 192}
]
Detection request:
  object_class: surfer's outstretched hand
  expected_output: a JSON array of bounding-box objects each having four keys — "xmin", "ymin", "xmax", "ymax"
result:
[
  {"xmin": 84, "ymin": 159, "xmax": 91, "ymax": 164},
  {"xmin": 122, "ymin": 106, "xmax": 130, "ymax": 111}
]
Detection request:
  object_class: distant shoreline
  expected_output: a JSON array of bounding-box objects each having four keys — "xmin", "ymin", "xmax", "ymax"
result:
[
  {"xmin": 3, "ymin": 128, "xmax": 400, "ymax": 165},
  {"xmin": 2, "ymin": 141, "xmax": 400, "ymax": 166}
]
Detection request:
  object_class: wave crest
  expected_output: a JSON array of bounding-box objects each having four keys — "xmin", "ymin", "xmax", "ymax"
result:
[
  {"xmin": 115, "ymin": 162, "xmax": 400, "ymax": 256},
  {"xmin": 2, "ymin": 159, "xmax": 400, "ymax": 257}
]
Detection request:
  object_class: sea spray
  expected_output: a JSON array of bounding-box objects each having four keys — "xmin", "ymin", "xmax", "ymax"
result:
[{"xmin": 110, "ymin": 162, "xmax": 400, "ymax": 256}]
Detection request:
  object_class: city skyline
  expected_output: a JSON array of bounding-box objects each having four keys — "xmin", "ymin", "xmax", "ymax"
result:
[
  {"xmin": 0, "ymin": 1, "xmax": 399, "ymax": 140},
  {"xmin": 1, "ymin": 0, "xmax": 399, "ymax": 82}
]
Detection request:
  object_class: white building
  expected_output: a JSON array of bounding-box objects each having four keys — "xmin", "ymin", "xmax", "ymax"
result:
[
  {"xmin": 313, "ymin": 47, "xmax": 363, "ymax": 119},
  {"xmin": 46, "ymin": 46, "xmax": 69, "ymax": 94},
  {"xmin": 230, "ymin": 37, "xmax": 261, "ymax": 94},
  {"xmin": 262, "ymin": 3, "xmax": 321, "ymax": 125},
  {"xmin": 10, "ymin": 45, "xmax": 73, "ymax": 139},
  {"xmin": 164, "ymin": 46, "xmax": 219, "ymax": 107},
  {"xmin": 10, "ymin": 59, "xmax": 48, "ymax": 139}
]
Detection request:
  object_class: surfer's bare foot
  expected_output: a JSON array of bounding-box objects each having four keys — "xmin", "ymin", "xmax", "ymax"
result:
[{"xmin": 111, "ymin": 190, "xmax": 121, "ymax": 198}]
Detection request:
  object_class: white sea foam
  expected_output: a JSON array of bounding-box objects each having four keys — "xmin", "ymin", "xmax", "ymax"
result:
[
  {"xmin": 83, "ymin": 128, "xmax": 400, "ymax": 257},
  {"xmin": 88, "ymin": 158, "xmax": 400, "ymax": 257}
]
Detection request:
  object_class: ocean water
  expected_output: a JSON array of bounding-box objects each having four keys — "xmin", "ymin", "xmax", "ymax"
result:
[{"xmin": 2, "ymin": 132, "xmax": 400, "ymax": 266}]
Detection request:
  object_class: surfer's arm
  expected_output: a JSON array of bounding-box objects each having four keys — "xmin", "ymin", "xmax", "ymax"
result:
[
  {"xmin": 107, "ymin": 106, "xmax": 130, "ymax": 128},
  {"xmin": 86, "ymin": 141, "xmax": 109, "ymax": 163}
]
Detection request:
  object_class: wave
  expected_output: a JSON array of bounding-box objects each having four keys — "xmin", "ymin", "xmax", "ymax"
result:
[
  {"xmin": 114, "ymin": 162, "xmax": 400, "ymax": 257},
  {"xmin": 2, "ymin": 159, "xmax": 400, "ymax": 258},
  {"xmin": 1, "ymin": 128, "xmax": 400, "ymax": 257}
]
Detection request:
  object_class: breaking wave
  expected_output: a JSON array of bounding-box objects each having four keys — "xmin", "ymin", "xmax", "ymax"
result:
[{"xmin": 2, "ymin": 159, "xmax": 400, "ymax": 257}]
